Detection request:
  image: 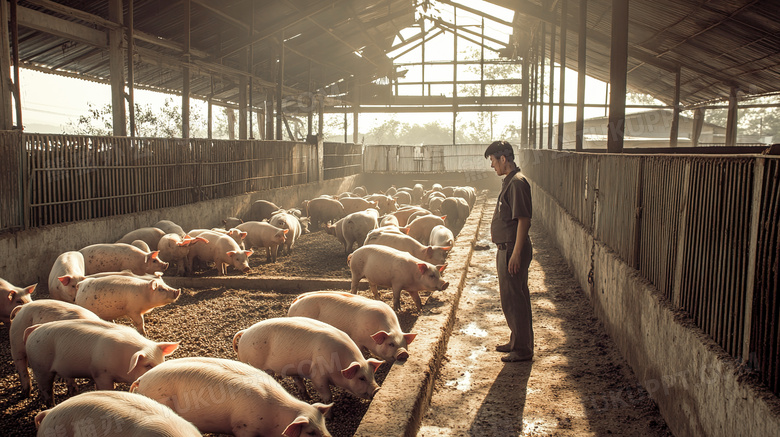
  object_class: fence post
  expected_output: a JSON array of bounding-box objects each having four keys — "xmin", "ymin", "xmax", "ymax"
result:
[
  {"xmin": 742, "ymin": 157, "xmax": 764, "ymax": 363},
  {"xmin": 18, "ymin": 131, "xmax": 28, "ymax": 229},
  {"xmin": 632, "ymin": 158, "xmax": 644, "ymax": 269},
  {"xmin": 672, "ymin": 161, "xmax": 692, "ymax": 308}
]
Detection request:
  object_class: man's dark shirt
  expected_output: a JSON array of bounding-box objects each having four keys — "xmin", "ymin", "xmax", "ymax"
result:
[{"xmin": 491, "ymin": 168, "xmax": 532, "ymax": 244}]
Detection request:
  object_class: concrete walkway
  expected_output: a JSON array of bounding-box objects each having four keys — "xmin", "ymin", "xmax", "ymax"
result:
[{"xmin": 418, "ymin": 210, "xmax": 673, "ymax": 436}]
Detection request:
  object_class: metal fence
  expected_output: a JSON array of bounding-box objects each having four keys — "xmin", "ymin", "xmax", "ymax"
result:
[
  {"xmin": 323, "ymin": 142, "xmax": 363, "ymax": 180},
  {"xmin": 519, "ymin": 148, "xmax": 780, "ymax": 397},
  {"xmin": 0, "ymin": 133, "xmax": 362, "ymax": 231},
  {"xmin": 363, "ymin": 144, "xmax": 487, "ymax": 173}
]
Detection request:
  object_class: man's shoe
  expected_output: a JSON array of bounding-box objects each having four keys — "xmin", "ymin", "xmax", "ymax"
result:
[
  {"xmin": 495, "ymin": 343, "xmax": 512, "ymax": 353},
  {"xmin": 501, "ymin": 351, "xmax": 533, "ymax": 362}
]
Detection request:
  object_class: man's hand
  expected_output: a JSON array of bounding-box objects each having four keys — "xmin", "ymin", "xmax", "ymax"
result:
[{"xmin": 508, "ymin": 250, "xmax": 522, "ymax": 275}]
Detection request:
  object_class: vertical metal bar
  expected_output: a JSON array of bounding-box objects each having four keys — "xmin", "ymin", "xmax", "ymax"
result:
[
  {"xmin": 575, "ymin": 0, "xmax": 586, "ymax": 151},
  {"xmin": 10, "ymin": 0, "xmax": 22, "ymax": 129},
  {"xmin": 547, "ymin": 11, "xmax": 556, "ymax": 150},
  {"xmin": 108, "ymin": 0, "xmax": 126, "ymax": 136},
  {"xmin": 452, "ymin": 8, "xmax": 457, "ymax": 146},
  {"xmin": 607, "ymin": 0, "xmax": 628, "ymax": 153},
  {"xmin": 182, "ymin": 0, "xmax": 190, "ymax": 139},
  {"xmin": 538, "ymin": 22, "xmax": 545, "ymax": 150},
  {"xmin": 632, "ymin": 158, "xmax": 643, "ymax": 269},
  {"xmin": 307, "ymin": 60, "xmax": 313, "ymax": 138},
  {"xmin": 725, "ymin": 87, "xmax": 738, "ymax": 146},
  {"xmin": 521, "ymin": 52, "xmax": 529, "ymax": 148},
  {"xmin": 248, "ymin": 1, "xmax": 254, "ymax": 139},
  {"xmin": 557, "ymin": 0, "xmax": 568, "ymax": 150},
  {"xmin": 276, "ymin": 32, "xmax": 284, "ymax": 140},
  {"xmin": 742, "ymin": 158, "xmax": 764, "ymax": 362},
  {"xmin": 207, "ymin": 76, "xmax": 213, "ymax": 139},
  {"xmin": 669, "ymin": 67, "xmax": 681, "ymax": 147},
  {"xmin": 127, "ymin": 0, "xmax": 135, "ymax": 137}
]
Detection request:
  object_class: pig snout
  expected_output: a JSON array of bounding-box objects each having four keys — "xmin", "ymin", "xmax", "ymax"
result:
[
  {"xmin": 395, "ymin": 348, "xmax": 409, "ymax": 361},
  {"xmin": 173, "ymin": 289, "xmax": 181, "ymax": 299},
  {"xmin": 242, "ymin": 266, "xmax": 251, "ymax": 273},
  {"xmin": 439, "ymin": 281, "xmax": 449, "ymax": 291},
  {"xmin": 370, "ymin": 386, "xmax": 380, "ymax": 400}
]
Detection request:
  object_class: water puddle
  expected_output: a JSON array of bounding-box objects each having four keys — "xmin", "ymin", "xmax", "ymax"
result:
[
  {"xmin": 460, "ymin": 322, "xmax": 487, "ymax": 338},
  {"xmin": 467, "ymin": 285, "xmax": 492, "ymax": 295},
  {"xmin": 445, "ymin": 370, "xmax": 472, "ymax": 391},
  {"xmin": 467, "ymin": 346, "xmax": 487, "ymax": 361}
]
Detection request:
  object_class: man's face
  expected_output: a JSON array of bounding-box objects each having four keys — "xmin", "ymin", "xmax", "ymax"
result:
[{"xmin": 489, "ymin": 154, "xmax": 505, "ymax": 176}]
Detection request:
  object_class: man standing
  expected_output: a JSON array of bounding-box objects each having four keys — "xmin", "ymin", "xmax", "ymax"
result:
[{"xmin": 485, "ymin": 140, "xmax": 534, "ymax": 362}]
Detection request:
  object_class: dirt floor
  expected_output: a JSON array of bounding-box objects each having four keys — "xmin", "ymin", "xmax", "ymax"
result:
[{"xmin": 418, "ymin": 219, "xmax": 674, "ymax": 436}]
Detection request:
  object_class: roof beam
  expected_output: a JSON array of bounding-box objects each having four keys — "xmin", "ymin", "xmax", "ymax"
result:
[
  {"xmin": 430, "ymin": 17, "xmax": 507, "ymax": 50},
  {"xmin": 435, "ymin": 0, "xmax": 514, "ymax": 29}
]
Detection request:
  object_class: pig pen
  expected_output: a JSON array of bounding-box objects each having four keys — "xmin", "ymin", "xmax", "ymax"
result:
[{"xmin": 0, "ymin": 194, "xmax": 487, "ymax": 437}]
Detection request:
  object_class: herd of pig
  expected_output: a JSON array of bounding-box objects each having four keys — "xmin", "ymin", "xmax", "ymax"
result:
[{"xmin": 0, "ymin": 182, "xmax": 476, "ymax": 436}]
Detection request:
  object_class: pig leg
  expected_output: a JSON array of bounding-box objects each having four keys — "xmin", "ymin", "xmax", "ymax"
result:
[
  {"xmin": 408, "ymin": 290, "xmax": 423, "ymax": 312},
  {"xmin": 271, "ymin": 245, "xmax": 279, "ymax": 262},
  {"xmin": 369, "ymin": 282, "xmax": 381, "ymax": 299},
  {"xmin": 350, "ymin": 275, "xmax": 362, "ymax": 294},
  {"xmin": 265, "ymin": 247, "xmax": 272, "ymax": 263},
  {"xmin": 218, "ymin": 262, "xmax": 227, "ymax": 276},
  {"xmin": 311, "ymin": 374, "xmax": 334, "ymax": 405},
  {"xmin": 32, "ymin": 369, "xmax": 56, "ymax": 407},
  {"xmin": 13, "ymin": 354, "xmax": 31, "ymax": 395},
  {"xmin": 292, "ymin": 376, "xmax": 311, "ymax": 400},
  {"xmin": 128, "ymin": 313, "xmax": 146, "ymax": 336},
  {"xmin": 392, "ymin": 286, "xmax": 403, "ymax": 312},
  {"xmin": 93, "ymin": 373, "xmax": 115, "ymax": 391},
  {"xmin": 65, "ymin": 377, "xmax": 79, "ymax": 396}
]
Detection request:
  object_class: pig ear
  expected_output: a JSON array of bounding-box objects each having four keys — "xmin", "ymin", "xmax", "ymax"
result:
[
  {"xmin": 368, "ymin": 358, "xmax": 384, "ymax": 372},
  {"xmin": 157, "ymin": 342, "xmax": 179, "ymax": 356},
  {"xmin": 400, "ymin": 227, "xmax": 410, "ymax": 234},
  {"xmin": 150, "ymin": 251, "xmax": 160, "ymax": 260},
  {"xmin": 313, "ymin": 403, "xmax": 333, "ymax": 416},
  {"xmin": 149, "ymin": 280, "xmax": 158, "ymax": 291},
  {"xmin": 58, "ymin": 275, "xmax": 72, "ymax": 286},
  {"xmin": 341, "ymin": 362, "xmax": 361, "ymax": 379},
  {"xmin": 239, "ymin": 231, "xmax": 248, "ymax": 239},
  {"xmin": 6, "ymin": 290, "xmax": 14, "ymax": 302},
  {"xmin": 283, "ymin": 229, "xmax": 289, "ymax": 234},
  {"xmin": 437, "ymin": 264, "xmax": 447, "ymax": 273},
  {"xmin": 127, "ymin": 351, "xmax": 145, "ymax": 374},
  {"xmin": 417, "ymin": 263, "xmax": 429, "ymax": 275},
  {"xmin": 440, "ymin": 215, "xmax": 447, "ymax": 220},
  {"xmin": 226, "ymin": 251, "xmax": 237, "ymax": 257},
  {"xmin": 425, "ymin": 247, "xmax": 433, "ymax": 256},
  {"xmin": 10, "ymin": 305, "xmax": 22, "ymax": 322},
  {"xmin": 404, "ymin": 333, "xmax": 417, "ymax": 344},
  {"xmin": 442, "ymin": 246, "xmax": 452, "ymax": 252},
  {"xmin": 371, "ymin": 331, "xmax": 390, "ymax": 345},
  {"xmin": 282, "ymin": 417, "xmax": 309, "ymax": 437},
  {"xmin": 245, "ymin": 250, "xmax": 254, "ymax": 257},
  {"xmin": 24, "ymin": 284, "xmax": 36, "ymax": 295}
]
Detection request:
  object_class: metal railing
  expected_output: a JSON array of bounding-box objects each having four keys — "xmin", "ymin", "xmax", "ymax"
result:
[
  {"xmin": 518, "ymin": 148, "xmax": 780, "ymax": 397},
  {"xmin": 0, "ymin": 133, "xmax": 370, "ymax": 231},
  {"xmin": 363, "ymin": 144, "xmax": 488, "ymax": 173}
]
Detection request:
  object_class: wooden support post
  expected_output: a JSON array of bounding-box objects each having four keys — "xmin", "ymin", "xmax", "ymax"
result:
[
  {"xmin": 317, "ymin": 92, "xmax": 324, "ymax": 181},
  {"xmin": 307, "ymin": 60, "xmax": 313, "ymax": 138},
  {"xmin": 239, "ymin": 75, "xmax": 248, "ymax": 139},
  {"xmin": 529, "ymin": 45, "xmax": 537, "ymax": 149},
  {"xmin": 266, "ymin": 91, "xmax": 274, "ymax": 140},
  {"xmin": 108, "ymin": 0, "xmax": 126, "ymax": 136},
  {"xmin": 672, "ymin": 162, "xmax": 692, "ymax": 307},
  {"xmin": 575, "ymin": 0, "xmax": 586, "ymax": 151},
  {"xmin": 691, "ymin": 108, "xmax": 704, "ymax": 146},
  {"xmin": 10, "ymin": 0, "xmax": 21, "ymax": 129},
  {"xmin": 126, "ymin": 0, "xmax": 135, "ymax": 137},
  {"xmin": 538, "ymin": 22, "xmax": 545, "ymax": 150},
  {"xmin": 725, "ymin": 86, "xmax": 738, "ymax": 146},
  {"xmin": 226, "ymin": 108, "xmax": 235, "ymax": 140},
  {"xmin": 276, "ymin": 34, "xmax": 284, "ymax": 141},
  {"xmin": 207, "ymin": 76, "xmax": 213, "ymax": 139},
  {"xmin": 248, "ymin": 2, "xmax": 254, "ymax": 139},
  {"xmin": 521, "ymin": 53, "xmax": 529, "ymax": 148},
  {"xmin": 557, "ymin": 0, "xmax": 568, "ymax": 150},
  {"xmin": 742, "ymin": 158, "xmax": 765, "ymax": 363},
  {"xmin": 182, "ymin": 0, "xmax": 190, "ymax": 139},
  {"xmin": 0, "ymin": 0, "xmax": 15, "ymax": 129},
  {"xmin": 607, "ymin": 0, "xmax": 629, "ymax": 153},
  {"xmin": 452, "ymin": 8, "xmax": 458, "ymax": 146},
  {"xmin": 547, "ymin": 13, "xmax": 555, "ymax": 150},
  {"xmin": 669, "ymin": 67, "xmax": 682, "ymax": 147},
  {"xmin": 352, "ymin": 82, "xmax": 359, "ymax": 144}
]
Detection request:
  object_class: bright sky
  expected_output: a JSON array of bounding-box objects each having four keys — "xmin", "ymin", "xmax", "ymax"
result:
[{"xmin": 19, "ymin": 0, "xmax": 627, "ymax": 136}]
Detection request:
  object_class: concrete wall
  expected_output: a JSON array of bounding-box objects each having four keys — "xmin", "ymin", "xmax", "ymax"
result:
[
  {"xmin": 0, "ymin": 176, "xmax": 358, "ymax": 291},
  {"xmin": 531, "ymin": 183, "xmax": 780, "ymax": 437}
]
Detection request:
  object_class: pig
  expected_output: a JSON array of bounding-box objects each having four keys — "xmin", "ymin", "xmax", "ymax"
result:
[
  {"xmin": 353, "ymin": 185, "xmax": 368, "ymax": 197},
  {"xmin": 348, "ymin": 244, "xmax": 448, "ymax": 312},
  {"xmin": 422, "ymin": 191, "xmax": 446, "ymax": 208},
  {"xmin": 249, "ymin": 199, "xmax": 283, "ymax": 221},
  {"xmin": 306, "ymin": 197, "xmax": 345, "ymax": 229},
  {"xmin": 10, "ymin": 300, "xmax": 100, "ymax": 395},
  {"xmin": 442, "ymin": 186, "xmax": 456, "ymax": 197},
  {"xmin": 130, "ymin": 357, "xmax": 332, "ymax": 437},
  {"xmin": 115, "ymin": 227, "xmax": 166, "ymax": 251},
  {"xmin": 288, "ymin": 291, "xmax": 417, "ymax": 361},
  {"xmin": 393, "ymin": 191, "xmax": 412, "ymax": 206},
  {"xmin": 338, "ymin": 191, "xmax": 356, "ymax": 199},
  {"xmin": 325, "ymin": 219, "xmax": 347, "ymax": 252},
  {"xmin": 191, "ymin": 227, "xmax": 246, "ymax": 250},
  {"xmin": 1, "ymin": 278, "xmax": 36, "ymax": 325},
  {"xmin": 441, "ymin": 196, "xmax": 471, "ymax": 233},
  {"xmin": 79, "ymin": 243, "xmax": 168, "ymax": 276},
  {"xmin": 364, "ymin": 229, "xmax": 450, "ymax": 265},
  {"xmin": 407, "ymin": 214, "xmax": 447, "ymax": 245},
  {"xmin": 379, "ymin": 214, "xmax": 400, "ymax": 227},
  {"xmin": 412, "ymin": 183, "xmax": 424, "ymax": 204},
  {"xmin": 222, "ymin": 216, "xmax": 243, "ymax": 229},
  {"xmin": 392, "ymin": 205, "xmax": 428, "ymax": 226},
  {"xmin": 131, "ymin": 240, "xmax": 151, "ymax": 252},
  {"xmin": 269, "ymin": 211, "xmax": 302, "ymax": 255},
  {"xmin": 233, "ymin": 317, "xmax": 383, "ymax": 406},
  {"xmin": 24, "ymin": 318, "xmax": 179, "ymax": 406},
  {"xmin": 157, "ymin": 233, "xmax": 209, "ymax": 276},
  {"xmin": 339, "ymin": 210, "xmax": 379, "ymax": 254},
  {"xmin": 35, "ymin": 391, "xmax": 202, "ymax": 437},
  {"xmin": 185, "ymin": 232, "xmax": 253, "ymax": 275},
  {"xmin": 48, "ymin": 251, "xmax": 85, "ymax": 303},
  {"xmin": 236, "ymin": 221, "xmax": 288, "ymax": 262},
  {"xmin": 340, "ymin": 197, "xmax": 378, "ymax": 214},
  {"xmin": 430, "ymin": 224, "xmax": 455, "ymax": 248},
  {"xmin": 406, "ymin": 210, "xmax": 434, "ymax": 225},
  {"xmin": 428, "ymin": 196, "xmax": 445, "ymax": 215},
  {"xmin": 364, "ymin": 194, "xmax": 397, "ymax": 215},
  {"xmin": 154, "ymin": 219, "xmax": 186, "ymax": 237},
  {"xmin": 384, "ymin": 186, "xmax": 397, "ymax": 197},
  {"xmin": 75, "ymin": 274, "xmax": 181, "ymax": 336},
  {"xmin": 454, "ymin": 186, "xmax": 476, "ymax": 209}
]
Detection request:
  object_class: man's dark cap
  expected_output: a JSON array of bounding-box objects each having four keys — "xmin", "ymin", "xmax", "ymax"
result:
[{"xmin": 484, "ymin": 140, "xmax": 514, "ymax": 159}]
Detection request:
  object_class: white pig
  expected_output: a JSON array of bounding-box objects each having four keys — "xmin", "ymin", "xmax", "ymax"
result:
[
  {"xmin": 154, "ymin": 219, "xmax": 186, "ymax": 238},
  {"xmin": 185, "ymin": 233, "xmax": 253, "ymax": 275},
  {"xmin": 364, "ymin": 194, "xmax": 397, "ymax": 215},
  {"xmin": 340, "ymin": 197, "xmax": 378, "ymax": 214},
  {"xmin": 190, "ymin": 227, "xmax": 246, "ymax": 250},
  {"xmin": 269, "ymin": 211, "xmax": 302, "ymax": 255},
  {"xmin": 348, "ymin": 244, "xmax": 448, "ymax": 312},
  {"xmin": 288, "ymin": 291, "xmax": 417, "ymax": 361},
  {"xmin": 406, "ymin": 214, "xmax": 447, "ymax": 245},
  {"xmin": 233, "ymin": 317, "xmax": 383, "ymax": 406},
  {"xmin": 24, "ymin": 318, "xmax": 179, "ymax": 406},
  {"xmin": 79, "ymin": 243, "xmax": 169, "ymax": 276},
  {"xmin": 131, "ymin": 239, "xmax": 151, "ymax": 252},
  {"xmin": 10, "ymin": 300, "xmax": 100, "ymax": 395},
  {"xmin": 1, "ymin": 277, "xmax": 35, "ymax": 325},
  {"xmin": 158, "ymin": 234, "xmax": 209, "ymax": 276},
  {"xmin": 130, "ymin": 357, "xmax": 332, "ymax": 437},
  {"xmin": 35, "ymin": 391, "xmax": 202, "ymax": 437},
  {"xmin": 236, "ymin": 221, "xmax": 288, "ymax": 263},
  {"xmin": 48, "ymin": 251, "xmax": 85, "ymax": 303},
  {"xmin": 391, "ymin": 206, "xmax": 428, "ymax": 226},
  {"xmin": 429, "ymin": 224, "xmax": 455, "ymax": 248},
  {"xmin": 330, "ymin": 210, "xmax": 378, "ymax": 254},
  {"xmin": 75, "ymin": 274, "xmax": 181, "ymax": 336},
  {"xmin": 116, "ymin": 227, "xmax": 166, "ymax": 251},
  {"xmin": 364, "ymin": 230, "xmax": 450, "ymax": 265}
]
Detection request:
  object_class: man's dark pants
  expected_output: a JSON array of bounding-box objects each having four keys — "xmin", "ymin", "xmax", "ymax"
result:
[{"xmin": 496, "ymin": 240, "xmax": 534, "ymax": 356}]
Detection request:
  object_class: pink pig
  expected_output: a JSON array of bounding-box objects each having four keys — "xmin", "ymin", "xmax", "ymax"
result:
[
  {"xmin": 348, "ymin": 244, "xmax": 448, "ymax": 312},
  {"xmin": 288, "ymin": 291, "xmax": 417, "ymax": 361},
  {"xmin": 9, "ymin": 300, "xmax": 100, "ymax": 395},
  {"xmin": 79, "ymin": 243, "xmax": 168, "ymax": 276},
  {"xmin": 233, "ymin": 317, "xmax": 383, "ymax": 410},
  {"xmin": 236, "ymin": 221, "xmax": 288, "ymax": 263},
  {"xmin": 24, "ymin": 318, "xmax": 179, "ymax": 406},
  {"xmin": 75, "ymin": 274, "xmax": 181, "ymax": 336},
  {"xmin": 158, "ymin": 234, "xmax": 209, "ymax": 276},
  {"xmin": 115, "ymin": 227, "xmax": 166, "ymax": 251},
  {"xmin": 131, "ymin": 357, "xmax": 332, "ymax": 437},
  {"xmin": 35, "ymin": 391, "xmax": 202, "ymax": 437},
  {"xmin": 185, "ymin": 233, "xmax": 253, "ymax": 275},
  {"xmin": 406, "ymin": 214, "xmax": 447, "ymax": 245},
  {"xmin": 0, "ymin": 277, "xmax": 36, "ymax": 325},
  {"xmin": 364, "ymin": 229, "xmax": 450, "ymax": 265}
]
